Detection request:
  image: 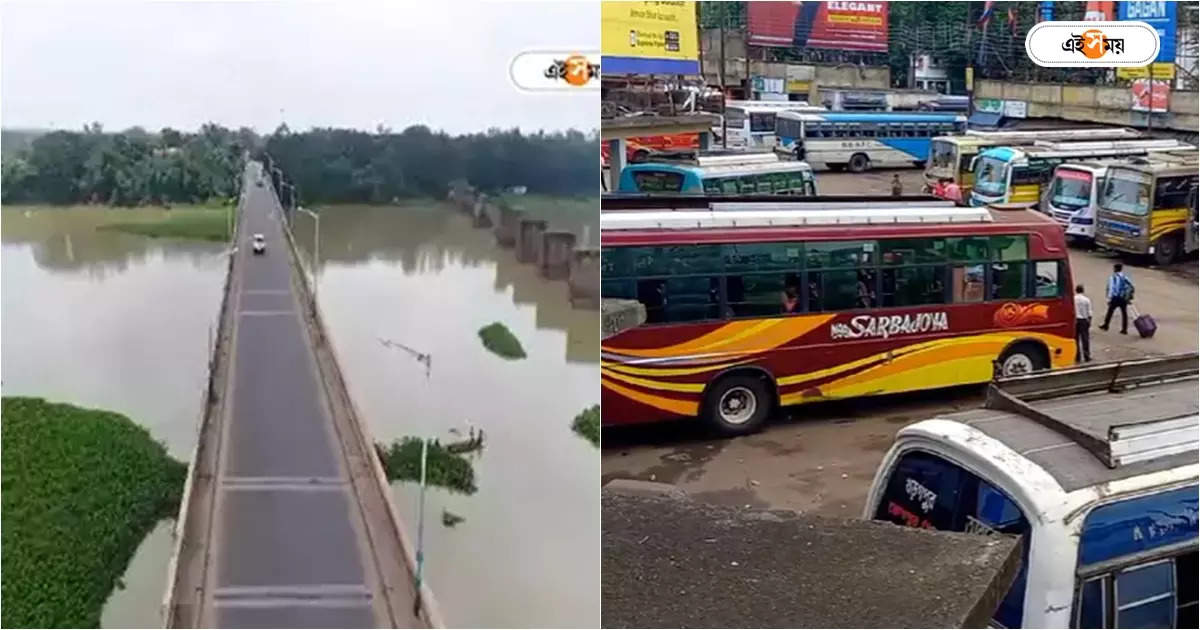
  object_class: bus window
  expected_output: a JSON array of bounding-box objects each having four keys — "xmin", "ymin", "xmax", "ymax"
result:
[
  {"xmin": 882, "ymin": 266, "xmax": 945, "ymax": 307},
  {"xmin": 769, "ymin": 173, "xmax": 790, "ymax": 194},
  {"xmin": 726, "ymin": 272, "xmax": 801, "ymax": 317},
  {"xmin": 788, "ymin": 175, "xmax": 807, "ymax": 193},
  {"xmin": 632, "ymin": 170, "xmax": 685, "ymax": 193},
  {"xmin": 755, "ymin": 175, "xmax": 773, "ymax": 194},
  {"xmin": 721, "ymin": 178, "xmax": 739, "ymax": 194},
  {"xmin": 631, "ymin": 244, "xmax": 722, "ymax": 277},
  {"xmin": 805, "ymin": 240, "xmax": 876, "ymax": 269},
  {"xmin": 1155, "ymin": 176, "xmax": 1193, "ymax": 209},
  {"xmin": 952, "ymin": 264, "xmax": 985, "ymax": 303},
  {"xmin": 990, "ymin": 263, "xmax": 1026, "ymax": 300},
  {"xmin": 1034, "ymin": 261, "xmax": 1061, "ymax": 298},
  {"xmin": 810, "ymin": 269, "xmax": 874, "ymax": 311},
  {"xmin": 739, "ymin": 177, "xmax": 756, "ymax": 194},
  {"xmin": 992, "ymin": 235, "xmax": 1028, "ymax": 261},
  {"xmin": 874, "ymin": 450, "xmax": 1031, "ymax": 629},
  {"xmin": 703, "ymin": 178, "xmax": 722, "ymax": 194},
  {"xmin": 1115, "ymin": 560, "xmax": 1175, "ymax": 628},
  {"xmin": 750, "ymin": 112, "xmax": 775, "ymax": 133},
  {"xmin": 881, "ymin": 238, "xmax": 947, "ymax": 265},
  {"xmin": 1076, "ymin": 576, "xmax": 1107, "ymax": 629},
  {"xmin": 948, "ymin": 236, "xmax": 990, "ymax": 261}
]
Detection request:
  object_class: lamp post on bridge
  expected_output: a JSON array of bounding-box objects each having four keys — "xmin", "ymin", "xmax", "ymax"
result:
[
  {"xmin": 377, "ymin": 337, "xmax": 432, "ymax": 617},
  {"xmin": 298, "ymin": 205, "xmax": 320, "ymax": 305}
]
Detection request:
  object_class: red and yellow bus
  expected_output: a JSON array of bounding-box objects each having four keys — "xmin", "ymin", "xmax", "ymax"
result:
[
  {"xmin": 600, "ymin": 198, "xmax": 1076, "ymax": 435},
  {"xmin": 600, "ymin": 133, "xmax": 701, "ymax": 166}
]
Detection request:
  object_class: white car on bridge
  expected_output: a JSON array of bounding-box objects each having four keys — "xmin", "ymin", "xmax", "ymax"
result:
[{"xmin": 252, "ymin": 234, "xmax": 266, "ymax": 255}]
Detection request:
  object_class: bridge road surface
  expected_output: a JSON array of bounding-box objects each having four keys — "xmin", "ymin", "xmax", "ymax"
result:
[{"xmin": 190, "ymin": 162, "xmax": 419, "ymax": 627}]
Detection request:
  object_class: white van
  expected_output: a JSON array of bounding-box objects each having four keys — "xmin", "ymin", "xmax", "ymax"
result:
[{"xmin": 865, "ymin": 354, "xmax": 1198, "ymax": 628}]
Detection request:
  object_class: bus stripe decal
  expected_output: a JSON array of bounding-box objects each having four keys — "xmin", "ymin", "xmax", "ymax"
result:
[
  {"xmin": 602, "ymin": 379, "xmax": 699, "ymax": 416},
  {"xmin": 601, "ymin": 368, "xmax": 707, "ymax": 394}
]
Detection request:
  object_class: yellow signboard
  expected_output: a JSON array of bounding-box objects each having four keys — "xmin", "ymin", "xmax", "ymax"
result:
[
  {"xmin": 1116, "ymin": 63, "xmax": 1177, "ymax": 80},
  {"xmin": 786, "ymin": 80, "xmax": 811, "ymax": 94},
  {"xmin": 602, "ymin": 1, "xmax": 699, "ymax": 74}
]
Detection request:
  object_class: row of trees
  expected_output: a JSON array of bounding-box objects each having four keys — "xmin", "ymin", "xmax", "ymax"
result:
[
  {"xmin": 1, "ymin": 124, "xmax": 251, "ymax": 206},
  {"xmin": 2, "ymin": 124, "xmax": 598, "ymax": 206},
  {"xmin": 261, "ymin": 125, "xmax": 597, "ymax": 203}
]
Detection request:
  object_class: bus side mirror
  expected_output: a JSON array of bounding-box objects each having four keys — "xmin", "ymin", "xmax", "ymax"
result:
[{"xmin": 968, "ymin": 157, "xmax": 978, "ymax": 172}]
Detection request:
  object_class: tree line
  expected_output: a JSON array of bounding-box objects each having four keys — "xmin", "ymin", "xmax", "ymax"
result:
[
  {"xmin": 260, "ymin": 125, "xmax": 598, "ymax": 203},
  {"xmin": 2, "ymin": 124, "xmax": 252, "ymax": 206},
  {"xmin": 1, "ymin": 123, "xmax": 597, "ymax": 207}
]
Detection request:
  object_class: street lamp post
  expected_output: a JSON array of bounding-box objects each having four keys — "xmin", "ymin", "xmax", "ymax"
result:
[
  {"xmin": 298, "ymin": 206, "xmax": 320, "ymax": 304},
  {"xmin": 377, "ymin": 336, "xmax": 432, "ymax": 617}
]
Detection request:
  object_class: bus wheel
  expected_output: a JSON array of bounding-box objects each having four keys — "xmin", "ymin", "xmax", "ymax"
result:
[
  {"xmin": 997, "ymin": 343, "xmax": 1047, "ymax": 378},
  {"xmin": 848, "ymin": 153, "xmax": 870, "ymax": 173},
  {"xmin": 1153, "ymin": 235, "xmax": 1178, "ymax": 266},
  {"xmin": 703, "ymin": 375, "xmax": 771, "ymax": 436}
]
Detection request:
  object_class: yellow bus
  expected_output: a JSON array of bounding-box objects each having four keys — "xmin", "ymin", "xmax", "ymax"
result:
[
  {"xmin": 924, "ymin": 128, "xmax": 1143, "ymax": 204},
  {"xmin": 1096, "ymin": 151, "xmax": 1199, "ymax": 265},
  {"xmin": 969, "ymin": 139, "xmax": 1192, "ymax": 207}
]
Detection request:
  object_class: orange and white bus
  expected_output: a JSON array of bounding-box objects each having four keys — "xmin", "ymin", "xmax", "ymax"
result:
[{"xmin": 600, "ymin": 197, "xmax": 1076, "ymax": 435}]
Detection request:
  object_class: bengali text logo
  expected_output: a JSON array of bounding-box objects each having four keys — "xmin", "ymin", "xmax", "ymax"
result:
[
  {"xmin": 1026, "ymin": 21, "xmax": 1159, "ymax": 67},
  {"xmin": 510, "ymin": 51, "xmax": 601, "ymax": 92}
]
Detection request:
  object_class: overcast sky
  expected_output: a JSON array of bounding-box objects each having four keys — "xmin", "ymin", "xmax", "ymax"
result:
[{"xmin": 1, "ymin": 0, "xmax": 597, "ymax": 134}]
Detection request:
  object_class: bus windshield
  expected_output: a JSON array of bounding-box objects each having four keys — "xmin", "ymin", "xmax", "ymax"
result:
[
  {"xmin": 1101, "ymin": 174, "xmax": 1152, "ymax": 215},
  {"xmin": 974, "ymin": 156, "xmax": 1009, "ymax": 197},
  {"xmin": 724, "ymin": 109, "xmax": 747, "ymax": 127},
  {"xmin": 1049, "ymin": 170, "xmax": 1092, "ymax": 211}
]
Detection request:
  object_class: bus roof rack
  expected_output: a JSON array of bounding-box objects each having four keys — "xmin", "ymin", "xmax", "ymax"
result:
[
  {"xmin": 601, "ymin": 205, "xmax": 993, "ymax": 230},
  {"xmin": 985, "ymin": 353, "xmax": 1199, "ymax": 469}
]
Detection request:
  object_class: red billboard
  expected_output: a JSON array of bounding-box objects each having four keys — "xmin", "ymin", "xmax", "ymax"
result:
[{"xmin": 747, "ymin": 1, "xmax": 889, "ymax": 53}]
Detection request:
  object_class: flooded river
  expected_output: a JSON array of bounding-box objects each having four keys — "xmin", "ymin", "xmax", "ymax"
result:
[
  {"xmin": 292, "ymin": 202, "xmax": 599, "ymax": 628},
  {"xmin": 1, "ymin": 206, "xmax": 227, "ymax": 627}
]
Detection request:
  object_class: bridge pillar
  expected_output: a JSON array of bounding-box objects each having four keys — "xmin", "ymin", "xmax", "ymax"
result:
[
  {"xmin": 568, "ymin": 248, "xmax": 601, "ymax": 309},
  {"xmin": 494, "ymin": 204, "xmax": 524, "ymax": 248},
  {"xmin": 516, "ymin": 219, "xmax": 547, "ymax": 264},
  {"xmin": 540, "ymin": 231, "xmax": 577, "ymax": 280}
]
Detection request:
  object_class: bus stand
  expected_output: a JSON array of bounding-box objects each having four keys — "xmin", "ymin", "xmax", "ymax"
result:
[{"xmin": 602, "ymin": 481, "xmax": 1022, "ymax": 629}]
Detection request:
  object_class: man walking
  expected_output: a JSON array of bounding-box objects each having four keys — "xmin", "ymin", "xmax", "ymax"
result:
[
  {"xmin": 1074, "ymin": 284, "xmax": 1093, "ymax": 363},
  {"xmin": 891, "ymin": 174, "xmax": 903, "ymax": 197},
  {"xmin": 1100, "ymin": 263, "xmax": 1134, "ymax": 334}
]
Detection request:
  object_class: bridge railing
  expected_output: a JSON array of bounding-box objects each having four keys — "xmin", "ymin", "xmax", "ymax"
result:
[{"xmin": 270, "ymin": 169, "xmax": 445, "ymax": 628}]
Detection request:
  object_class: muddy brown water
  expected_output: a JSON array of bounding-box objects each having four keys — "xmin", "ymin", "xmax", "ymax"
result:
[
  {"xmin": 2, "ymin": 206, "xmax": 228, "ymax": 627},
  {"xmin": 292, "ymin": 203, "xmax": 599, "ymax": 628}
]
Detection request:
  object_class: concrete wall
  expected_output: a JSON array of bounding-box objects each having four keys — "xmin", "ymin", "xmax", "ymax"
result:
[{"xmin": 976, "ymin": 79, "xmax": 1199, "ymax": 132}]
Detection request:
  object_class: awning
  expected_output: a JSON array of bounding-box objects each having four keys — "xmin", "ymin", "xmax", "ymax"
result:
[{"xmin": 968, "ymin": 111, "xmax": 1003, "ymax": 127}]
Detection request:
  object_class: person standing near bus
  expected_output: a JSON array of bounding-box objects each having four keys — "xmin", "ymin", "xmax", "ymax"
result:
[
  {"xmin": 1074, "ymin": 284, "xmax": 1093, "ymax": 362},
  {"xmin": 1100, "ymin": 263, "xmax": 1134, "ymax": 334},
  {"xmin": 891, "ymin": 174, "xmax": 903, "ymax": 197}
]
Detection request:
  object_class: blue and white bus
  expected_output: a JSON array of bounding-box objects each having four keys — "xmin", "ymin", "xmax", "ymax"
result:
[{"xmin": 775, "ymin": 111, "xmax": 967, "ymax": 172}]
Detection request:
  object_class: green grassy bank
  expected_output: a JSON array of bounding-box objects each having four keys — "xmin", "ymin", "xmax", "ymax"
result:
[
  {"xmin": 375, "ymin": 437, "xmax": 477, "ymax": 494},
  {"xmin": 97, "ymin": 205, "xmax": 231, "ymax": 242},
  {"xmin": 1, "ymin": 397, "xmax": 187, "ymax": 628}
]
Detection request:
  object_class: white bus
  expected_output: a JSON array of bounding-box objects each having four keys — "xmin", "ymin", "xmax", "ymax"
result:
[
  {"xmin": 866, "ymin": 355, "xmax": 1198, "ymax": 629},
  {"xmin": 1040, "ymin": 159, "xmax": 1136, "ymax": 243},
  {"xmin": 775, "ymin": 111, "xmax": 967, "ymax": 172},
  {"xmin": 714, "ymin": 101, "xmax": 824, "ymax": 151}
]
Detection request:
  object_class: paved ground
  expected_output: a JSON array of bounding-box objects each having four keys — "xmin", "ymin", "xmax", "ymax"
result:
[
  {"xmin": 186, "ymin": 163, "xmax": 414, "ymax": 627},
  {"xmin": 602, "ymin": 167, "xmax": 1199, "ymax": 519}
]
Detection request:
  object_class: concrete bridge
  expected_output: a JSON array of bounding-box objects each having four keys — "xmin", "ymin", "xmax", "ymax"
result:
[{"xmin": 164, "ymin": 162, "xmax": 440, "ymax": 628}]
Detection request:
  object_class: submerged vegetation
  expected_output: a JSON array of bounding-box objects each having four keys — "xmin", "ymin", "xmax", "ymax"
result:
[
  {"xmin": 375, "ymin": 437, "xmax": 477, "ymax": 494},
  {"xmin": 572, "ymin": 405, "xmax": 600, "ymax": 447},
  {"xmin": 478, "ymin": 322, "xmax": 526, "ymax": 360},
  {"xmin": 1, "ymin": 397, "xmax": 187, "ymax": 628},
  {"xmin": 97, "ymin": 205, "xmax": 230, "ymax": 242}
]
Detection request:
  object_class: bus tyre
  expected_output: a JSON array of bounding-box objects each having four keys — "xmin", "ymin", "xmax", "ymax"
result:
[
  {"xmin": 848, "ymin": 153, "xmax": 870, "ymax": 173},
  {"xmin": 703, "ymin": 375, "xmax": 771, "ymax": 436},
  {"xmin": 1153, "ymin": 235, "xmax": 1178, "ymax": 266},
  {"xmin": 998, "ymin": 343, "xmax": 1048, "ymax": 378}
]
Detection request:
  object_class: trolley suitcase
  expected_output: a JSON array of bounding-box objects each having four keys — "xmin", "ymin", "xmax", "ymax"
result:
[{"xmin": 1131, "ymin": 303, "xmax": 1157, "ymax": 339}]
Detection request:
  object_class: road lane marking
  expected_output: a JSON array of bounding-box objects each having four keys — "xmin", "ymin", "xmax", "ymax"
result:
[
  {"xmin": 242, "ymin": 289, "xmax": 291, "ymax": 295},
  {"xmin": 213, "ymin": 584, "xmax": 371, "ymax": 600},
  {"xmin": 239, "ymin": 310, "xmax": 295, "ymax": 317}
]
